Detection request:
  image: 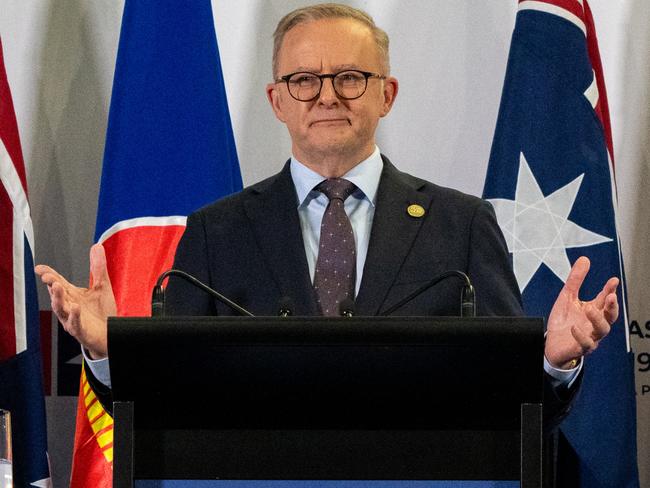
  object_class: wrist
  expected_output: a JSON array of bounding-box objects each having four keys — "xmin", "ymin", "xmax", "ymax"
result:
[{"xmin": 555, "ymin": 357, "xmax": 580, "ymax": 370}]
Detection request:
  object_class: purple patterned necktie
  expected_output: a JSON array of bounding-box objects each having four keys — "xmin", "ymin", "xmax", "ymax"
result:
[{"xmin": 313, "ymin": 178, "xmax": 357, "ymax": 316}]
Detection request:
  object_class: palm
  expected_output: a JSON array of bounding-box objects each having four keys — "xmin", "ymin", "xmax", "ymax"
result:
[
  {"xmin": 71, "ymin": 278, "xmax": 116, "ymax": 355},
  {"xmin": 544, "ymin": 256, "xmax": 618, "ymax": 368},
  {"xmin": 36, "ymin": 244, "xmax": 116, "ymax": 358}
]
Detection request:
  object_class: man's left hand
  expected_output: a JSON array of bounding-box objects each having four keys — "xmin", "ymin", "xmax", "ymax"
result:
[{"xmin": 545, "ymin": 256, "xmax": 619, "ymax": 369}]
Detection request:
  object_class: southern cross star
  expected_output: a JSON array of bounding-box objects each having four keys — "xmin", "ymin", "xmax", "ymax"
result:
[
  {"xmin": 31, "ymin": 477, "xmax": 52, "ymax": 487},
  {"xmin": 487, "ymin": 152, "xmax": 611, "ymax": 292}
]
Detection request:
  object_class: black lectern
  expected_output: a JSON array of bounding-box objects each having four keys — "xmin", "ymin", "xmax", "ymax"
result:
[{"xmin": 109, "ymin": 316, "xmax": 544, "ymax": 488}]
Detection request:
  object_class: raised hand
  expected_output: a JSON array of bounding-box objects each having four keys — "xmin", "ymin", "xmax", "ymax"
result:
[
  {"xmin": 35, "ymin": 243, "xmax": 116, "ymax": 359},
  {"xmin": 545, "ymin": 256, "xmax": 619, "ymax": 369}
]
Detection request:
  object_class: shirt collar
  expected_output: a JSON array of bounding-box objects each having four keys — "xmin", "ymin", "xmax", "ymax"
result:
[{"xmin": 290, "ymin": 146, "xmax": 383, "ymax": 207}]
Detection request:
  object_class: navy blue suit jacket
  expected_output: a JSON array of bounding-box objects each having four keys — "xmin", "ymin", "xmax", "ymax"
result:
[{"xmin": 165, "ymin": 156, "xmax": 523, "ymax": 317}]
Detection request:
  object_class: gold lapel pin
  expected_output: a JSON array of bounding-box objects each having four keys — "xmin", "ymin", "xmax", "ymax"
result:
[{"xmin": 407, "ymin": 204, "xmax": 425, "ymax": 218}]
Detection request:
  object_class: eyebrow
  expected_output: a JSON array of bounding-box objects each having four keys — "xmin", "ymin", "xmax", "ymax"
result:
[{"xmin": 289, "ymin": 64, "xmax": 362, "ymax": 73}]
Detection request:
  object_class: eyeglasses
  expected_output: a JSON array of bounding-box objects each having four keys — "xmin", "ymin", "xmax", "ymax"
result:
[{"xmin": 277, "ymin": 70, "xmax": 386, "ymax": 102}]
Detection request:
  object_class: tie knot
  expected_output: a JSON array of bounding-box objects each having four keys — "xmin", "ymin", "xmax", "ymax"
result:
[{"xmin": 316, "ymin": 178, "xmax": 357, "ymax": 202}]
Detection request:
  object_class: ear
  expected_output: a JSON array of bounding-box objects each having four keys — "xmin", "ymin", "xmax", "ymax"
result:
[
  {"xmin": 266, "ymin": 82, "xmax": 287, "ymax": 123},
  {"xmin": 379, "ymin": 76, "xmax": 399, "ymax": 118}
]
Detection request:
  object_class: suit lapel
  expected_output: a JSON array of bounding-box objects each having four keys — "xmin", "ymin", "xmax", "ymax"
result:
[
  {"xmin": 243, "ymin": 163, "xmax": 319, "ymax": 315},
  {"xmin": 355, "ymin": 157, "xmax": 433, "ymax": 315}
]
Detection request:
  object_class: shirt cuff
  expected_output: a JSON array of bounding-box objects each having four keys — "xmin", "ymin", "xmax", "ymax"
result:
[
  {"xmin": 81, "ymin": 347, "xmax": 112, "ymax": 388},
  {"xmin": 544, "ymin": 355, "xmax": 582, "ymax": 389}
]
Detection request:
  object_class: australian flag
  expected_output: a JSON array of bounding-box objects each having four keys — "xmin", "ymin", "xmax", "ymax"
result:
[
  {"xmin": 483, "ymin": 1, "xmax": 639, "ymax": 487},
  {"xmin": 0, "ymin": 37, "xmax": 51, "ymax": 487}
]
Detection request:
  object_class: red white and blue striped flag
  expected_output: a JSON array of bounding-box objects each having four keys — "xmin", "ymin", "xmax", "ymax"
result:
[
  {"xmin": 483, "ymin": 1, "xmax": 639, "ymax": 486},
  {"xmin": 0, "ymin": 36, "xmax": 52, "ymax": 487},
  {"xmin": 69, "ymin": 1, "xmax": 242, "ymax": 486}
]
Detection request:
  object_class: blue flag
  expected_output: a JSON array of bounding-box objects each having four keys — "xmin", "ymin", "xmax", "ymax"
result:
[
  {"xmin": 483, "ymin": 1, "xmax": 639, "ymax": 486},
  {"xmin": 91, "ymin": 0, "xmax": 242, "ymax": 317},
  {"xmin": 0, "ymin": 37, "xmax": 51, "ymax": 487},
  {"xmin": 69, "ymin": 1, "xmax": 243, "ymax": 486},
  {"xmin": 96, "ymin": 0, "xmax": 242, "ymax": 239}
]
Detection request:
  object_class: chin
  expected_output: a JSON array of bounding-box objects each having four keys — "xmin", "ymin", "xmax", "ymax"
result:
[
  {"xmin": 311, "ymin": 132, "xmax": 356, "ymax": 149},
  {"xmin": 312, "ymin": 140, "xmax": 358, "ymax": 156}
]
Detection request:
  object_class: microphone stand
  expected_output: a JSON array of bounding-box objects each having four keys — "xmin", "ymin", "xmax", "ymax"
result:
[{"xmin": 151, "ymin": 269, "xmax": 254, "ymax": 317}]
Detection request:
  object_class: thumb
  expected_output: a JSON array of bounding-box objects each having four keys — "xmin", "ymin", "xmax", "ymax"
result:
[
  {"xmin": 563, "ymin": 256, "xmax": 590, "ymax": 298},
  {"xmin": 89, "ymin": 243, "xmax": 111, "ymax": 288}
]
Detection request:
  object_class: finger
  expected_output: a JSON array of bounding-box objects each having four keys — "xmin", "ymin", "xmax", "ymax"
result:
[
  {"xmin": 603, "ymin": 293, "xmax": 619, "ymax": 324},
  {"xmin": 66, "ymin": 303, "xmax": 83, "ymax": 339},
  {"xmin": 40, "ymin": 272, "xmax": 84, "ymax": 306},
  {"xmin": 571, "ymin": 321, "xmax": 598, "ymax": 355},
  {"xmin": 563, "ymin": 256, "xmax": 590, "ymax": 298},
  {"xmin": 585, "ymin": 304, "xmax": 611, "ymax": 340},
  {"xmin": 34, "ymin": 264, "xmax": 50, "ymax": 276},
  {"xmin": 89, "ymin": 244, "xmax": 111, "ymax": 288},
  {"xmin": 38, "ymin": 271, "xmax": 60, "ymax": 287},
  {"xmin": 46, "ymin": 282, "xmax": 55, "ymax": 298},
  {"xmin": 35, "ymin": 266, "xmax": 74, "ymax": 289},
  {"xmin": 592, "ymin": 277, "xmax": 619, "ymax": 309},
  {"xmin": 50, "ymin": 282, "xmax": 71, "ymax": 323}
]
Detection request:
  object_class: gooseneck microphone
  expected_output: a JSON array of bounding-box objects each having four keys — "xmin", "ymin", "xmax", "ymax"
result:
[
  {"xmin": 339, "ymin": 298, "xmax": 356, "ymax": 317},
  {"xmin": 151, "ymin": 269, "xmax": 254, "ymax": 317},
  {"xmin": 277, "ymin": 296, "xmax": 294, "ymax": 317},
  {"xmin": 380, "ymin": 270, "xmax": 476, "ymax": 317}
]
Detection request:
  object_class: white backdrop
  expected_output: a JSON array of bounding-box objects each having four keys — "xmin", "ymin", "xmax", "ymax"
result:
[{"xmin": 1, "ymin": 1, "xmax": 648, "ymax": 486}]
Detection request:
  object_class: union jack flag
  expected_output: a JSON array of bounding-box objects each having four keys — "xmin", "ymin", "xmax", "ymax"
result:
[
  {"xmin": 0, "ymin": 36, "xmax": 51, "ymax": 487},
  {"xmin": 484, "ymin": 1, "xmax": 639, "ymax": 486}
]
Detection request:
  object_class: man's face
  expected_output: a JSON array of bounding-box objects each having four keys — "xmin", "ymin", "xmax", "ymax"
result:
[{"xmin": 267, "ymin": 18, "xmax": 398, "ymax": 171}]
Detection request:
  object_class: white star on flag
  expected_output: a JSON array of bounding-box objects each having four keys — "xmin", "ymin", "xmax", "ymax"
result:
[
  {"xmin": 31, "ymin": 477, "xmax": 52, "ymax": 487},
  {"xmin": 487, "ymin": 152, "xmax": 611, "ymax": 292}
]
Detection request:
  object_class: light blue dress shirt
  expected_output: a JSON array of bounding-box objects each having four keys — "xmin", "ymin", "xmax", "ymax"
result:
[{"xmin": 290, "ymin": 146, "xmax": 383, "ymax": 295}]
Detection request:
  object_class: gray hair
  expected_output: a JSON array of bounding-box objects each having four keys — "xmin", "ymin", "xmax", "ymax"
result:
[{"xmin": 272, "ymin": 3, "xmax": 390, "ymax": 79}]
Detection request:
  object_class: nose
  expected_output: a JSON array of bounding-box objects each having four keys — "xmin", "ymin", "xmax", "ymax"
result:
[{"xmin": 318, "ymin": 77, "xmax": 339, "ymax": 105}]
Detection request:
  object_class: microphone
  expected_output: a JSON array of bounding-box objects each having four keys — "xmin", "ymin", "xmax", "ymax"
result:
[
  {"xmin": 339, "ymin": 298, "xmax": 355, "ymax": 317},
  {"xmin": 151, "ymin": 269, "xmax": 254, "ymax": 317},
  {"xmin": 278, "ymin": 296, "xmax": 294, "ymax": 317},
  {"xmin": 339, "ymin": 297, "xmax": 354, "ymax": 317},
  {"xmin": 461, "ymin": 282, "xmax": 476, "ymax": 317},
  {"xmin": 380, "ymin": 270, "xmax": 476, "ymax": 317}
]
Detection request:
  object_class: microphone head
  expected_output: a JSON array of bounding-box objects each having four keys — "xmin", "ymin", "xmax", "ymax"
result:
[
  {"xmin": 278, "ymin": 296, "xmax": 294, "ymax": 317},
  {"xmin": 461, "ymin": 284, "xmax": 476, "ymax": 317},
  {"xmin": 339, "ymin": 298, "xmax": 356, "ymax": 317},
  {"xmin": 151, "ymin": 284, "xmax": 166, "ymax": 317}
]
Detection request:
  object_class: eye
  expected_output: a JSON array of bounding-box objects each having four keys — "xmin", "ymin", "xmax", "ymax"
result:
[
  {"xmin": 290, "ymin": 73, "xmax": 318, "ymax": 86},
  {"xmin": 337, "ymin": 71, "xmax": 364, "ymax": 83}
]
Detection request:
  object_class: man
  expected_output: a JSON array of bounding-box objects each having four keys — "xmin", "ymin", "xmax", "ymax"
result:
[{"xmin": 36, "ymin": 4, "xmax": 617, "ymax": 422}]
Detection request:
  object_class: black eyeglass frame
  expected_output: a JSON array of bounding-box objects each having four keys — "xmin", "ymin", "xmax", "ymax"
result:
[{"xmin": 277, "ymin": 69, "xmax": 386, "ymax": 102}]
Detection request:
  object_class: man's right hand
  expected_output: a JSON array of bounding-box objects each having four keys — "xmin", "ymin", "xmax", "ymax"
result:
[{"xmin": 35, "ymin": 243, "xmax": 116, "ymax": 359}]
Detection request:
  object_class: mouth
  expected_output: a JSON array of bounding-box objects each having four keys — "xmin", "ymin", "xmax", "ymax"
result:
[{"xmin": 310, "ymin": 118, "xmax": 351, "ymax": 127}]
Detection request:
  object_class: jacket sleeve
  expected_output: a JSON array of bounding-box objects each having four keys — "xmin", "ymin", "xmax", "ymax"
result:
[{"xmin": 467, "ymin": 200, "xmax": 524, "ymax": 316}]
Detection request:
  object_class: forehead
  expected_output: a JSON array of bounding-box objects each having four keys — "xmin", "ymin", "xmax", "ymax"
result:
[{"xmin": 277, "ymin": 18, "xmax": 380, "ymax": 72}]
